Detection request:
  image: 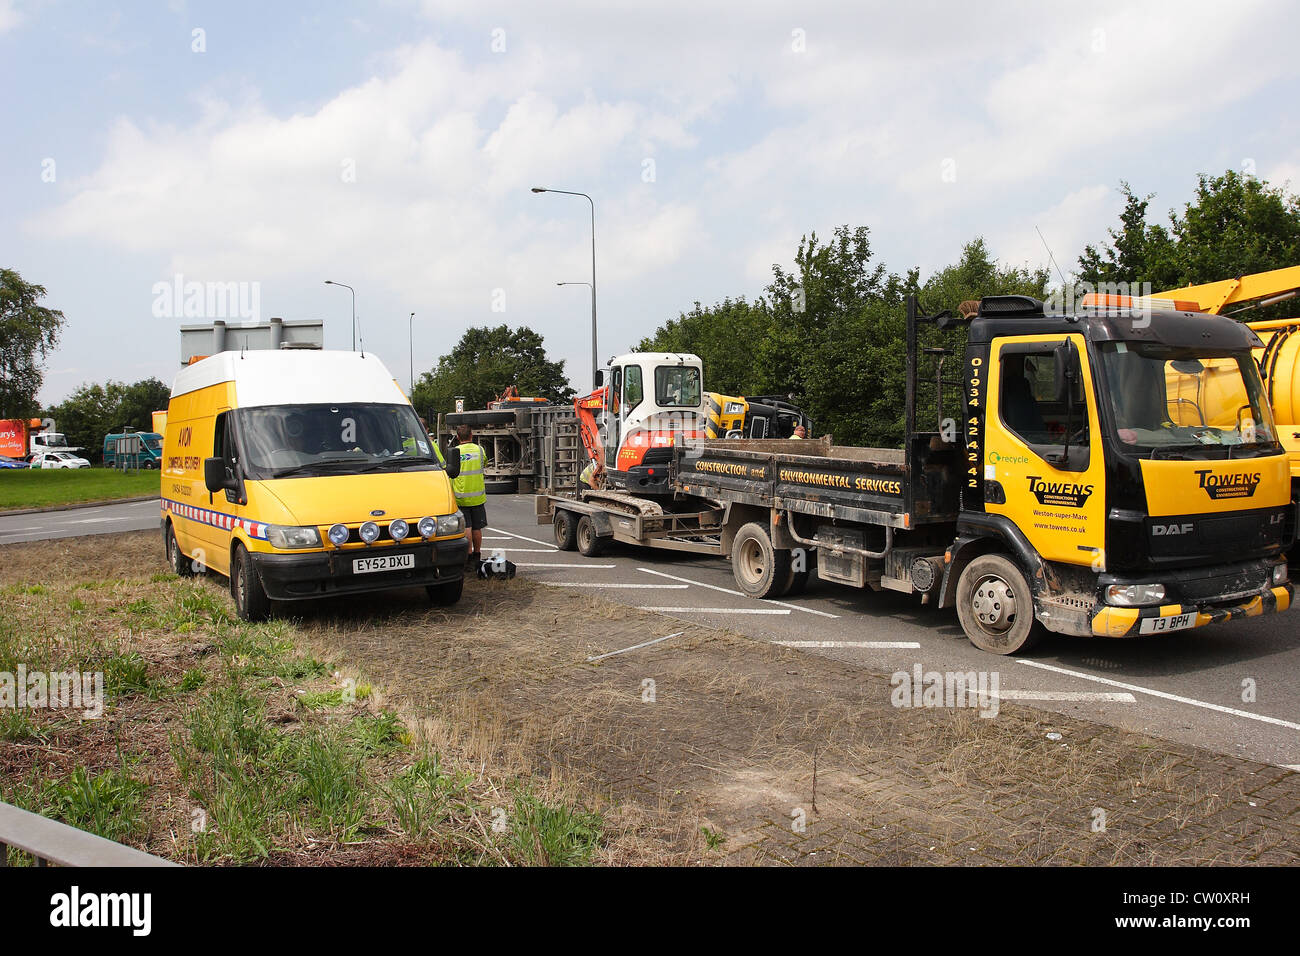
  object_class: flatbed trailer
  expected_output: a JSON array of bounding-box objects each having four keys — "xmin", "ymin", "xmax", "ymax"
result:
[{"xmin": 538, "ymin": 296, "xmax": 1295, "ymax": 653}]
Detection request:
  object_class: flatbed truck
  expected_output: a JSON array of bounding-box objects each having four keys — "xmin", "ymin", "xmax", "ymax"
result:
[{"xmin": 537, "ymin": 295, "xmax": 1296, "ymax": 653}]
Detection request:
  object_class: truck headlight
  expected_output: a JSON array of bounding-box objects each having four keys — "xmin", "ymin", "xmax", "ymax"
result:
[
  {"xmin": 724, "ymin": 401, "xmax": 745, "ymax": 415},
  {"xmin": 436, "ymin": 512, "xmax": 465, "ymax": 536},
  {"xmin": 1106, "ymin": 583, "xmax": 1166, "ymax": 607},
  {"xmin": 266, "ymin": 525, "xmax": 322, "ymax": 550},
  {"xmin": 1273, "ymin": 562, "xmax": 1289, "ymax": 585}
]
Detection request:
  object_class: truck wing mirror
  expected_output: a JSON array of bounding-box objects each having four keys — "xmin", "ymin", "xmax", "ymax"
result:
[
  {"xmin": 203, "ymin": 457, "xmax": 229, "ymax": 494},
  {"xmin": 593, "ymin": 370, "xmax": 604, "ymax": 387}
]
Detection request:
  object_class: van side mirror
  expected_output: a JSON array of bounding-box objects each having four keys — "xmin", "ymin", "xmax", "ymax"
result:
[{"xmin": 203, "ymin": 457, "xmax": 229, "ymax": 494}]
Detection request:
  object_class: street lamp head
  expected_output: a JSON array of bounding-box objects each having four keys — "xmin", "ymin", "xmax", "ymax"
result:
[
  {"xmin": 530, "ymin": 187, "xmax": 547, "ymax": 193},
  {"xmin": 324, "ymin": 280, "xmax": 334, "ymax": 285}
]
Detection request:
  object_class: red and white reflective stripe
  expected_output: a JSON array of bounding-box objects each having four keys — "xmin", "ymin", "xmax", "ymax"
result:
[{"xmin": 163, "ymin": 498, "xmax": 268, "ymax": 540}]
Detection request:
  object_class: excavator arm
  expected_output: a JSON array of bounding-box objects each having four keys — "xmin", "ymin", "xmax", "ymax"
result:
[
  {"xmin": 574, "ymin": 386, "xmax": 607, "ymax": 465},
  {"xmin": 1152, "ymin": 265, "xmax": 1300, "ymax": 315}
]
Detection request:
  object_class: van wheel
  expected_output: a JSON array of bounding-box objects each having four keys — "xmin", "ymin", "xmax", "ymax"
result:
[
  {"xmin": 576, "ymin": 516, "xmax": 606, "ymax": 556},
  {"xmin": 956, "ymin": 554, "xmax": 1041, "ymax": 655},
  {"xmin": 426, "ymin": 577, "xmax": 464, "ymax": 606},
  {"xmin": 732, "ymin": 522, "xmax": 789, "ymax": 599},
  {"xmin": 166, "ymin": 523, "xmax": 194, "ymax": 577},
  {"xmin": 553, "ymin": 510, "xmax": 578, "ymax": 551},
  {"xmin": 231, "ymin": 544, "xmax": 272, "ymax": 622}
]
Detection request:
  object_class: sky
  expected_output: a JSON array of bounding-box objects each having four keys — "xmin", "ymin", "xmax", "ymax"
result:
[{"xmin": 3, "ymin": 0, "xmax": 1299, "ymax": 405}]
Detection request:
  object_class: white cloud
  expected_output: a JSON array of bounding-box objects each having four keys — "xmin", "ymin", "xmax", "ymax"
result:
[{"xmin": 0, "ymin": 0, "xmax": 19, "ymax": 33}]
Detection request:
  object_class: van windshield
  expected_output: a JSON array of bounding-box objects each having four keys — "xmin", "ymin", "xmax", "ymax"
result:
[{"xmin": 236, "ymin": 404, "xmax": 439, "ymax": 479}]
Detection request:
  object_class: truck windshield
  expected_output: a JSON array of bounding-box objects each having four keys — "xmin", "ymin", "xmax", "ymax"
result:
[
  {"xmin": 1097, "ymin": 343, "xmax": 1276, "ymax": 454},
  {"xmin": 235, "ymin": 404, "xmax": 439, "ymax": 478}
]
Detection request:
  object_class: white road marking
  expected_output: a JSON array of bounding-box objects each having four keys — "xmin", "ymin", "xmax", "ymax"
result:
[
  {"xmin": 637, "ymin": 606, "xmax": 791, "ymax": 615},
  {"xmin": 515, "ymin": 562, "xmax": 616, "ymax": 568},
  {"xmin": 992, "ymin": 690, "xmax": 1136, "ymax": 703},
  {"xmin": 546, "ymin": 583, "xmax": 688, "ymax": 589},
  {"xmin": 486, "ymin": 527, "xmax": 558, "ymax": 549},
  {"xmin": 775, "ymin": 640, "xmax": 921, "ymax": 649},
  {"xmin": 0, "ymin": 526, "xmax": 41, "ymax": 532},
  {"xmin": 636, "ymin": 567, "xmax": 839, "ymax": 618},
  {"xmin": 489, "ymin": 548, "xmax": 559, "ymax": 553},
  {"xmin": 1018, "ymin": 660, "xmax": 1300, "ymax": 730},
  {"xmin": 586, "ymin": 631, "xmax": 686, "ymax": 662},
  {"xmin": 71, "ymin": 517, "xmax": 123, "ymax": 524},
  {"xmin": 1281, "ymin": 765, "xmax": 1300, "ymax": 772}
]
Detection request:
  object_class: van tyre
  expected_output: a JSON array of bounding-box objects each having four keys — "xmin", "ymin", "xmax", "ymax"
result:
[
  {"xmin": 955, "ymin": 554, "xmax": 1041, "ymax": 655},
  {"xmin": 553, "ymin": 510, "xmax": 579, "ymax": 551},
  {"xmin": 231, "ymin": 544, "xmax": 272, "ymax": 622},
  {"xmin": 731, "ymin": 522, "xmax": 789, "ymax": 599},
  {"xmin": 166, "ymin": 524, "xmax": 194, "ymax": 577},
  {"xmin": 576, "ymin": 515, "xmax": 606, "ymax": 557},
  {"xmin": 426, "ymin": 577, "xmax": 464, "ymax": 606}
]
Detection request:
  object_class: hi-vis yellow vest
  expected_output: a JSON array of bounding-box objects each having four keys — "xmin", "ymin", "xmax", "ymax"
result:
[{"xmin": 453, "ymin": 442, "xmax": 486, "ymax": 506}]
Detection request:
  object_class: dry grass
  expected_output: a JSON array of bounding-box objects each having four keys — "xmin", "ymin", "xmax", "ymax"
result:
[{"xmin": 2, "ymin": 529, "xmax": 1297, "ymax": 866}]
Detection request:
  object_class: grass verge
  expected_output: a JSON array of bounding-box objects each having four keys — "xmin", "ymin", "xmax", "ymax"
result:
[{"xmin": 0, "ymin": 468, "xmax": 159, "ymax": 511}]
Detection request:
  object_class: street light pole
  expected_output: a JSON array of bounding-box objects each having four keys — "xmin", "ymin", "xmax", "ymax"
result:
[
  {"xmin": 408, "ymin": 312, "xmax": 416, "ymax": 396},
  {"xmin": 532, "ymin": 187, "xmax": 597, "ymax": 389},
  {"xmin": 324, "ymin": 280, "xmax": 356, "ymax": 350}
]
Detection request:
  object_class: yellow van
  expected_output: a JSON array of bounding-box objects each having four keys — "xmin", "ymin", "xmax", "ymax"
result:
[{"xmin": 160, "ymin": 350, "xmax": 468, "ymax": 620}]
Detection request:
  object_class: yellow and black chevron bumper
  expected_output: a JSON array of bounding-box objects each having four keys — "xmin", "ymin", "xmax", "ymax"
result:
[{"xmin": 1090, "ymin": 583, "xmax": 1293, "ymax": 637}]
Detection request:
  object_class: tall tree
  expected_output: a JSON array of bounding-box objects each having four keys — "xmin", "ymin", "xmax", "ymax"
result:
[
  {"xmin": 1078, "ymin": 170, "xmax": 1300, "ymax": 309},
  {"xmin": 412, "ymin": 325, "xmax": 575, "ymax": 416},
  {"xmin": 0, "ymin": 269, "xmax": 66, "ymax": 418},
  {"xmin": 45, "ymin": 378, "xmax": 173, "ymax": 463}
]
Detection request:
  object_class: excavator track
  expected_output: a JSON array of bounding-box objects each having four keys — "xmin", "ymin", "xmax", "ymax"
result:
[{"xmin": 580, "ymin": 489, "xmax": 665, "ymax": 517}]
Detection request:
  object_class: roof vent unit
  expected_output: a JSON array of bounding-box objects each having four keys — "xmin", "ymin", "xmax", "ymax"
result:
[{"xmin": 978, "ymin": 295, "xmax": 1044, "ymax": 317}]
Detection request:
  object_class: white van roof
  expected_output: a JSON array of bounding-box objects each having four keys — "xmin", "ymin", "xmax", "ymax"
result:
[{"xmin": 170, "ymin": 350, "xmax": 408, "ymax": 407}]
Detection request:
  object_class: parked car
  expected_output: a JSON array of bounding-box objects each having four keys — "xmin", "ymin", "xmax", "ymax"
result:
[
  {"xmin": 0, "ymin": 455, "xmax": 29, "ymax": 469},
  {"xmin": 31, "ymin": 452, "xmax": 91, "ymax": 469}
]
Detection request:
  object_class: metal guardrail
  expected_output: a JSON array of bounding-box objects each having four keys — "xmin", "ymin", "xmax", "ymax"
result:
[{"xmin": 0, "ymin": 802, "xmax": 179, "ymax": 867}]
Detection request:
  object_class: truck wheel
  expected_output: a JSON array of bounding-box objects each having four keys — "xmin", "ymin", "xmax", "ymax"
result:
[
  {"xmin": 553, "ymin": 510, "xmax": 579, "ymax": 551},
  {"xmin": 230, "ymin": 544, "xmax": 272, "ymax": 622},
  {"xmin": 426, "ymin": 577, "xmax": 464, "ymax": 606},
  {"xmin": 955, "ymin": 554, "xmax": 1041, "ymax": 655},
  {"xmin": 576, "ymin": 515, "xmax": 606, "ymax": 557},
  {"xmin": 732, "ymin": 522, "xmax": 790, "ymax": 599},
  {"xmin": 166, "ymin": 523, "xmax": 194, "ymax": 577}
]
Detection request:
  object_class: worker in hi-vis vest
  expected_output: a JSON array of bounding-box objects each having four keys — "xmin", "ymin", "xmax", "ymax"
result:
[{"xmin": 451, "ymin": 424, "xmax": 487, "ymax": 564}]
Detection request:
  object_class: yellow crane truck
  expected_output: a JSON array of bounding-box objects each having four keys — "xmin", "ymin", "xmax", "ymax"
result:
[{"xmin": 538, "ymin": 295, "xmax": 1294, "ymax": 654}]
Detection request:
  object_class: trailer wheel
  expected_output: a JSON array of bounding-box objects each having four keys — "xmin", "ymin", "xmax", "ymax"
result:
[
  {"xmin": 732, "ymin": 522, "xmax": 790, "ymax": 599},
  {"xmin": 576, "ymin": 515, "xmax": 606, "ymax": 557},
  {"xmin": 553, "ymin": 510, "xmax": 579, "ymax": 551},
  {"xmin": 955, "ymin": 554, "xmax": 1041, "ymax": 655},
  {"xmin": 230, "ymin": 543, "xmax": 272, "ymax": 623},
  {"xmin": 165, "ymin": 523, "xmax": 195, "ymax": 577}
]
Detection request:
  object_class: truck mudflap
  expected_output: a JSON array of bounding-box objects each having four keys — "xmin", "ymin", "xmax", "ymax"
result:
[{"xmin": 1089, "ymin": 583, "xmax": 1293, "ymax": 637}]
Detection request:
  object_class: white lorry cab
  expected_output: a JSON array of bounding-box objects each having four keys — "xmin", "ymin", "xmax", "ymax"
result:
[{"xmin": 161, "ymin": 350, "xmax": 468, "ymax": 620}]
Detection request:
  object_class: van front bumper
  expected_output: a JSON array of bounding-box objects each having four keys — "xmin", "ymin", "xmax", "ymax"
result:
[{"xmin": 250, "ymin": 536, "xmax": 470, "ymax": 600}]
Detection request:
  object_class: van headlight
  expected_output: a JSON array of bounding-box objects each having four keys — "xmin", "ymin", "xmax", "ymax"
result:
[
  {"xmin": 389, "ymin": 518, "xmax": 409, "ymax": 542},
  {"xmin": 266, "ymin": 525, "xmax": 322, "ymax": 550},
  {"xmin": 359, "ymin": 521, "xmax": 380, "ymax": 544},
  {"xmin": 417, "ymin": 516, "xmax": 437, "ymax": 539},
  {"xmin": 327, "ymin": 523, "xmax": 350, "ymax": 546},
  {"xmin": 436, "ymin": 512, "xmax": 465, "ymax": 536},
  {"xmin": 1106, "ymin": 583, "xmax": 1165, "ymax": 607}
]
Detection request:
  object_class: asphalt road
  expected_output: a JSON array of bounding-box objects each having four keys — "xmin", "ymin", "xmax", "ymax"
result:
[
  {"xmin": 3, "ymin": 493, "xmax": 1298, "ymax": 770},
  {"xmin": 0, "ymin": 498, "xmax": 161, "ymax": 544}
]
